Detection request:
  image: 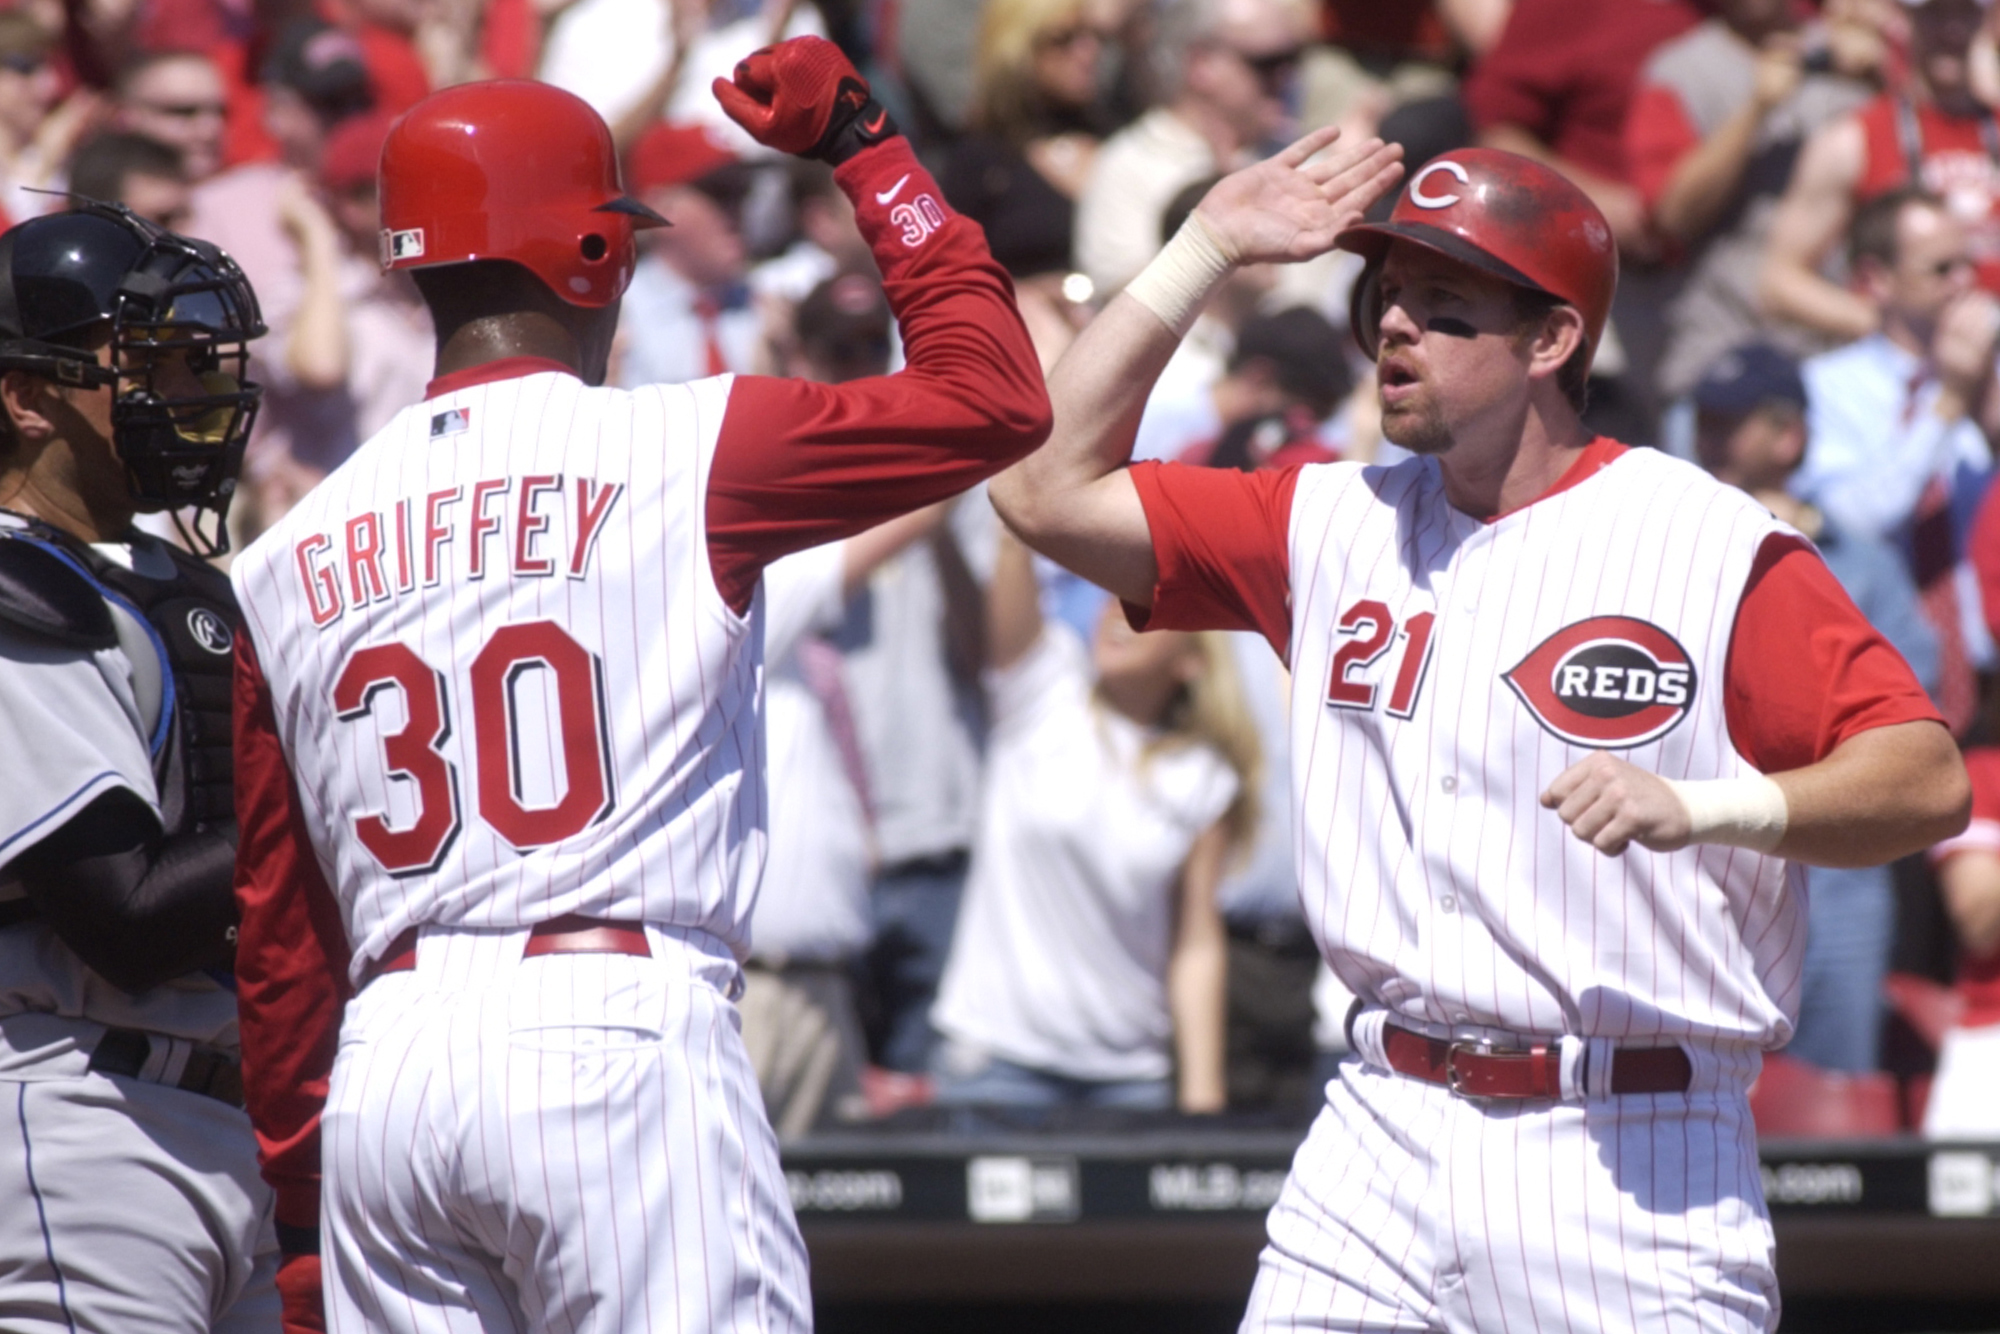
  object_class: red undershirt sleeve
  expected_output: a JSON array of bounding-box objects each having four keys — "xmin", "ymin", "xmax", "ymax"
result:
[
  {"xmin": 1125, "ymin": 460, "xmax": 1299, "ymax": 661},
  {"xmin": 1625, "ymin": 82, "xmax": 1701, "ymax": 211},
  {"xmin": 232, "ymin": 629, "xmax": 352, "ymax": 1243},
  {"xmin": 1723, "ymin": 533, "xmax": 1945, "ymax": 772},
  {"xmin": 704, "ymin": 137, "xmax": 1053, "ymax": 613}
]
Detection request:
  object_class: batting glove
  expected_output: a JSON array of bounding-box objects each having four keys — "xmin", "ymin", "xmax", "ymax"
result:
[
  {"xmin": 276, "ymin": 1252, "xmax": 326, "ymax": 1334},
  {"xmin": 712, "ymin": 36, "xmax": 898, "ymax": 165}
]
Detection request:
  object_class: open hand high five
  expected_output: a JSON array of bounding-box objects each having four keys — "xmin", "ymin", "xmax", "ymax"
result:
[{"xmin": 1192, "ymin": 126, "xmax": 1405, "ymax": 267}]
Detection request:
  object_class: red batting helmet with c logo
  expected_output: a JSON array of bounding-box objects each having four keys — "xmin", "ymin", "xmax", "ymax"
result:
[
  {"xmin": 1335, "ymin": 148, "xmax": 1617, "ymax": 371},
  {"xmin": 378, "ymin": 80, "xmax": 667, "ymax": 308}
]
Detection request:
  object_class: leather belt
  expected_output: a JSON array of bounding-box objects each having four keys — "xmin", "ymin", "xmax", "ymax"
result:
[
  {"xmin": 1383, "ymin": 1023, "xmax": 1691, "ymax": 1101},
  {"xmin": 360, "ymin": 915, "xmax": 652, "ymax": 989},
  {"xmin": 87, "ymin": 1027, "xmax": 244, "ymax": 1108}
]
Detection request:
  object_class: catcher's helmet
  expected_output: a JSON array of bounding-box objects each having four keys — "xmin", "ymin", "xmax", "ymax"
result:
[
  {"xmin": 0, "ymin": 203, "xmax": 264, "ymax": 555},
  {"xmin": 1336, "ymin": 148, "xmax": 1617, "ymax": 371},
  {"xmin": 379, "ymin": 80, "xmax": 666, "ymax": 308}
]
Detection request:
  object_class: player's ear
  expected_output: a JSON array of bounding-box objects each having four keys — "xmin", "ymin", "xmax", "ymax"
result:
[
  {"xmin": 0, "ymin": 370, "xmax": 59, "ymax": 447},
  {"xmin": 1525, "ymin": 305, "xmax": 1586, "ymax": 385}
]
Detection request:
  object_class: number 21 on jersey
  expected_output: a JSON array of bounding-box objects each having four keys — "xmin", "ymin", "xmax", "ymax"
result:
[
  {"xmin": 1326, "ymin": 600, "xmax": 1436, "ymax": 719},
  {"xmin": 332, "ymin": 619, "xmax": 616, "ymax": 876}
]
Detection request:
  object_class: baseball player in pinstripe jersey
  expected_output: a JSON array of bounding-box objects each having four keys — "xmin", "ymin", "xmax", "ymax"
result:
[
  {"xmin": 995, "ymin": 134, "xmax": 1970, "ymax": 1331},
  {"xmin": 227, "ymin": 45, "xmax": 1049, "ymax": 1334}
]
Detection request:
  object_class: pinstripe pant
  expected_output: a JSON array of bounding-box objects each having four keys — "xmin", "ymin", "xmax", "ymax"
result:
[
  {"xmin": 323, "ymin": 926, "xmax": 812, "ymax": 1334},
  {"xmin": 1242, "ymin": 1052, "xmax": 1778, "ymax": 1333}
]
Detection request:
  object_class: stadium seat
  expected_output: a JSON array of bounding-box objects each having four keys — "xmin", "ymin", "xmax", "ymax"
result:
[{"xmin": 1749, "ymin": 1053, "xmax": 1902, "ymax": 1137}]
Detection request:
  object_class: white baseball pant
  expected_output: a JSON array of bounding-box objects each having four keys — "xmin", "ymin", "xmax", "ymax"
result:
[
  {"xmin": 1242, "ymin": 1047, "xmax": 1778, "ymax": 1333},
  {"xmin": 322, "ymin": 925, "xmax": 812, "ymax": 1334}
]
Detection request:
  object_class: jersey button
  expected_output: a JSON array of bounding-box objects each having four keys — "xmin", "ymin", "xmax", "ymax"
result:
[
  {"xmin": 1439, "ymin": 896, "xmax": 1457, "ymax": 913},
  {"xmin": 1440, "ymin": 775, "xmax": 1457, "ymax": 793}
]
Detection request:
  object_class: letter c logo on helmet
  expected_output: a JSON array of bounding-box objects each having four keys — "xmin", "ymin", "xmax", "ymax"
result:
[
  {"xmin": 1408, "ymin": 160, "xmax": 1471, "ymax": 211},
  {"xmin": 1331, "ymin": 148, "xmax": 1619, "ymax": 372}
]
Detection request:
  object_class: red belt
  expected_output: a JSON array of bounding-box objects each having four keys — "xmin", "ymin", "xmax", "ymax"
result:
[
  {"xmin": 360, "ymin": 915, "xmax": 651, "ymax": 988},
  {"xmin": 1382, "ymin": 1023, "xmax": 1691, "ymax": 1101}
]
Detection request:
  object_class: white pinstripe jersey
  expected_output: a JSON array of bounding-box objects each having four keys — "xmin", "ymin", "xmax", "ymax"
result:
[
  {"xmin": 1283, "ymin": 447, "xmax": 1806, "ymax": 1048},
  {"xmin": 232, "ymin": 369, "xmax": 767, "ymax": 976}
]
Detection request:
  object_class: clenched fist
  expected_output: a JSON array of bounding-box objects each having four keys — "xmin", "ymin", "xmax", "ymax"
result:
[
  {"xmin": 712, "ymin": 36, "xmax": 898, "ymax": 164},
  {"xmin": 1542, "ymin": 752, "xmax": 1694, "ymax": 857}
]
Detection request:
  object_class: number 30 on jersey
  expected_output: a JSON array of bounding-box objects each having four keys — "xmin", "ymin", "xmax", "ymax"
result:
[
  {"xmin": 1326, "ymin": 600, "xmax": 1436, "ymax": 719},
  {"xmin": 332, "ymin": 619, "xmax": 615, "ymax": 876}
]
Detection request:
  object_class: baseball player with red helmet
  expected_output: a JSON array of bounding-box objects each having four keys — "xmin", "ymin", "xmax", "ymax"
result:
[
  {"xmin": 227, "ymin": 42, "xmax": 1049, "ymax": 1333},
  {"xmin": 994, "ymin": 132, "xmax": 1969, "ymax": 1331}
]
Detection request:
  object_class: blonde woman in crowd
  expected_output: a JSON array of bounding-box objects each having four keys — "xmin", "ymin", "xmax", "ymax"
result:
[
  {"xmin": 929, "ymin": 522, "xmax": 1259, "ymax": 1114},
  {"xmin": 943, "ymin": 0, "xmax": 1127, "ymax": 367},
  {"xmin": 0, "ymin": 13, "xmax": 92, "ymax": 226}
]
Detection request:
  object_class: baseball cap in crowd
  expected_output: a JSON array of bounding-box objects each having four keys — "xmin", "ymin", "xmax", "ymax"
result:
[
  {"xmin": 1691, "ymin": 343, "xmax": 1807, "ymax": 418},
  {"xmin": 263, "ymin": 18, "xmax": 374, "ymax": 123},
  {"xmin": 317, "ymin": 110, "xmax": 398, "ymax": 192},
  {"xmin": 796, "ymin": 271, "xmax": 892, "ymax": 381},
  {"xmin": 627, "ymin": 122, "xmax": 741, "ymax": 196}
]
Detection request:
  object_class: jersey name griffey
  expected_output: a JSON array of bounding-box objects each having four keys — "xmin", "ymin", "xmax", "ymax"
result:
[
  {"xmin": 231, "ymin": 371, "xmax": 764, "ymax": 975},
  {"xmin": 1285, "ymin": 447, "xmax": 1804, "ymax": 1048}
]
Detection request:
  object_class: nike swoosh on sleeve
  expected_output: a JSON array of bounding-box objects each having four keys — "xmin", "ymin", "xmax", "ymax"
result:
[{"xmin": 874, "ymin": 173, "xmax": 910, "ymax": 205}]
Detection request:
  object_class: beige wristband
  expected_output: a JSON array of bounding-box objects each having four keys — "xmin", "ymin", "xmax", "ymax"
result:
[
  {"xmin": 1122, "ymin": 211, "xmax": 1235, "ymax": 337},
  {"xmin": 1663, "ymin": 774, "xmax": 1789, "ymax": 853}
]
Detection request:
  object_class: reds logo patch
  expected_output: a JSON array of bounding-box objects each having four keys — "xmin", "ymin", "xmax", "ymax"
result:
[{"xmin": 1503, "ymin": 616, "xmax": 1696, "ymax": 749}]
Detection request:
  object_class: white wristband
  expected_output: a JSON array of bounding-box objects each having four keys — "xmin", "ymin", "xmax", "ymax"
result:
[
  {"xmin": 1663, "ymin": 774, "xmax": 1789, "ymax": 853},
  {"xmin": 1122, "ymin": 211, "xmax": 1235, "ymax": 337}
]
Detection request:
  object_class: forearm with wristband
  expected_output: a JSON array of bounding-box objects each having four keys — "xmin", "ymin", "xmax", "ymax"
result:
[
  {"xmin": 1123, "ymin": 210, "xmax": 1237, "ymax": 337},
  {"xmin": 1663, "ymin": 774, "xmax": 1789, "ymax": 852}
]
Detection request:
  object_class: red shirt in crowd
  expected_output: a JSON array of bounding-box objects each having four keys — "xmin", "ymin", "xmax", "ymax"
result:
[
  {"xmin": 1853, "ymin": 93, "xmax": 2000, "ymax": 294},
  {"xmin": 1461, "ymin": 0, "xmax": 1702, "ymax": 182}
]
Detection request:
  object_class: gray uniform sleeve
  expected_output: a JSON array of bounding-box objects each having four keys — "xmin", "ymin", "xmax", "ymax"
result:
[{"xmin": 0, "ymin": 629, "xmax": 158, "ymax": 868}]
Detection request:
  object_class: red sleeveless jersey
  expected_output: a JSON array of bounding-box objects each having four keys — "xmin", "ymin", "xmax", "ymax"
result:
[{"xmin": 1857, "ymin": 93, "xmax": 2000, "ymax": 293}]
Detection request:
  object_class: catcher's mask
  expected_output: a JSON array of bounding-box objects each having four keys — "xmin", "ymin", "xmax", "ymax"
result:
[{"xmin": 0, "ymin": 202, "xmax": 265, "ymax": 556}]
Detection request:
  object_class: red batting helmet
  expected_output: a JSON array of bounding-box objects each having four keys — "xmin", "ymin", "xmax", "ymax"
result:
[
  {"xmin": 379, "ymin": 80, "xmax": 666, "ymax": 308},
  {"xmin": 1335, "ymin": 148, "xmax": 1617, "ymax": 370}
]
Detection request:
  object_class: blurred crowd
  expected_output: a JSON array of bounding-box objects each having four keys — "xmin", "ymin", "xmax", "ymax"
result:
[{"xmin": 16, "ymin": 0, "xmax": 2000, "ymax": 1139}]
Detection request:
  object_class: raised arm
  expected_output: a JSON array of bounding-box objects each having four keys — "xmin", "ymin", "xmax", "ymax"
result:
[
  {"xmin": 1168, "ymin": 821, "xmax": 1230, "ymax": 1114},
  {"xmin": 989, "ymin": 127, "xmax": 1403, "ymax": 607},
  {"xmin": 1759, "ymin": 114, "xmax": 1876, "ymax": 340},
  {"xmin": 703, "ymin": 39, "xmax": 1053, "ymax": 613},
  {"xmin": 986, "ymin": 526, "xmax": 1043, "ymax": 672},
  {"xmin": 1645, "ymin": 40, "xmax": 1802, "ymax": 247}
]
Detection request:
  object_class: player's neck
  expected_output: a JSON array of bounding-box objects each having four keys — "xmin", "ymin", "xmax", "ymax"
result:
[
  {"xmin": 433, "ymin": 314, "xmax": 586, "ymax": 383},
  {"xmin": 0, "ymin": 454, "xmax": 133, "ymax": 545},
  {"xmin": 1436, "ymin": 402, "xmax": 1592, "ymax": 521}
]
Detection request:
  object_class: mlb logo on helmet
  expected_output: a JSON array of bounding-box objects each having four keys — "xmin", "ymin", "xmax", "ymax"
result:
[
  {"xmin": 1504, "ymin": 616, "xmax": 1696, "ymax": 749},
  {"xmin": 384, "ymin": 229, "xmax": 425, "ymax": 265}
]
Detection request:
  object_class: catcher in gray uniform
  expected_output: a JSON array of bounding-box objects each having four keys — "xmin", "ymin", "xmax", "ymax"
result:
[{"xmin": 0, "ymin": 202, "xmax": 278, "ymax": 1333}]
